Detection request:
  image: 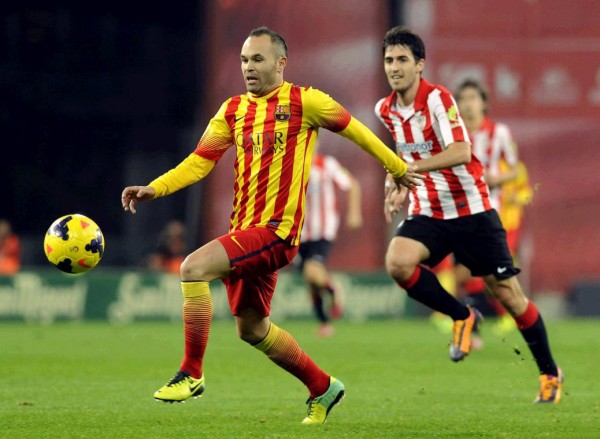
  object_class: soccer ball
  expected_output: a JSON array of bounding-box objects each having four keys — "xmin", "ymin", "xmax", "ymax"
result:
[{"xmin": 43, "ymin": 213, "xmax": 105, "ymax": 274}]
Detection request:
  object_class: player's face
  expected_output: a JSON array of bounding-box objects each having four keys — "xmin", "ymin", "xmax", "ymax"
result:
[
  {"xmin": 384, "ymin": 45, "xmax": 424, "ymax": 94},
  {"xmin": 456, "ymin": 87, "xmax": 486, "ymax": 120},
  {"xmin": 240, "ymin": 35, "xmax": 286, "ymax": 96}
]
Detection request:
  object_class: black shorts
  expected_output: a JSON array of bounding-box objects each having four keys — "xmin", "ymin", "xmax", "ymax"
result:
[
  {"xmin": 296, "ymin": 239, "xmax": 333, "ymax": 269},
  {"xmin": 395, "ymin": 210, "xmax": 520, "ymax": 279}
]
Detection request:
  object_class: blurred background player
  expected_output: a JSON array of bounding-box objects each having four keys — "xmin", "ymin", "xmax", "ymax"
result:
[
  {"xmin": 296, "ymin": 141, "xmax": 363, "ymax": 337},
  {"xmin": 454, "ymin": 79, "xmax": 534, "ymax": 344},
  {"xmin": 146, "ymin": 219, "xmax": 187, "ymax": 275},
  {"xmin": 0, "ymin": 219, "xmax": 21, "ymax": 276}
]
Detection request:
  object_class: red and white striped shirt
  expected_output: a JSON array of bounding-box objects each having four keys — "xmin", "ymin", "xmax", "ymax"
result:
[
  {"xmin": 469, "ymin": 117, "xmax": 518, "ymax": 211},
  {"xmin": 300, "ymin": 153, "xmax": 352, "ymax": 242},
  {"xmin": 375, "ymin": 79, "xmax": 491, "ymax": 220}
]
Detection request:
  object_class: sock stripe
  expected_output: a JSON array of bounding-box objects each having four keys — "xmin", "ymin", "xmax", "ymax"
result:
[
  {"xmin": 515, "ymin": 301, "xmax": 539, "ymax": 330},
  {"xmin": 398, "ymin": 265, "xmax": 422, "ymax": 289},
  {"xmin": 253, "ymin": 323, "xmax": 328, "ymax": 398},
  {"xmin": 182, "ymin": 281, "xmax": 210, "ymax": 298}
]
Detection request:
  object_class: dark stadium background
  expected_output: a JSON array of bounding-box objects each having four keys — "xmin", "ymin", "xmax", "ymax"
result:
[{"xmin": 2, "ymin": 0, "xmax": 599, "ymax": 298}]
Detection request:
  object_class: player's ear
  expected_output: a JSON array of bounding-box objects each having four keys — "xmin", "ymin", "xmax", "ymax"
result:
[
  {"xmin": 277, "ymin": 56, "xmax": 287, "ymax": 73},
  {"xmin": 416, "ymin": 58, "xmax": 425, "ymax": 74}
]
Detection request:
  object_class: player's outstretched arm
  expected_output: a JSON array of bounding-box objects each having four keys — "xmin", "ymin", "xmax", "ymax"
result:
[
  {"xmin": 121, "ymin": 153, "xmax": 217, "ymax": 215},
  {"xmin": 338, "ymin": 117, "xmax": 424, "ymax": 188},
  {"xmin": 121, "ymin": 186, "xmax": 156, "ymax": 214}
]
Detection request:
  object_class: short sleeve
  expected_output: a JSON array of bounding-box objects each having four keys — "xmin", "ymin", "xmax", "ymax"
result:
[{"xmin": 430, "ymin": 89, "xmax": 470, "ymax": 148}]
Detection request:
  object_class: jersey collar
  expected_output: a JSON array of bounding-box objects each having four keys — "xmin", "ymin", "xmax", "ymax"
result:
[
  {"xmin": 249, "ymin": 81, "xmax": 287, "ymax": 100},
  {"xmin": 387, "ymin": 78, "xmax": 433, "ymax": 121}
]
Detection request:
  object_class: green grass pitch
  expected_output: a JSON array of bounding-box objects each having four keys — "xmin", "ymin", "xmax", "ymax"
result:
[{"xmin": 1, "ymin": 318, "xmax": 599, "ymax": 438}]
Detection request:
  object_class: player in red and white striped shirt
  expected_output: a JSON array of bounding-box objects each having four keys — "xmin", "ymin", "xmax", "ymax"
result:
[
  {"xmin": 458, "ymin": 79, "xmax": 519, "ymax": 212},
  {"xmin": 297, "ymin": 145, "xmax": 362, "ymax": 336},
  {"xmin": 376, "ymin": 26, "xmax": 562, "ymax": 403},
  {"xmin": 301, "ymin": 152, "xmax": 358, "ymax": 243}
]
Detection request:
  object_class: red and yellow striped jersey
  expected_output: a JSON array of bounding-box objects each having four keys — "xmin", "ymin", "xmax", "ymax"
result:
[
  {"xmin": 197, "ymin": 81, "xmax": 353, "ymax": 245},
  {"xmin": 150, "ymin": 81, "xmax": 407, "ymax": 245}
]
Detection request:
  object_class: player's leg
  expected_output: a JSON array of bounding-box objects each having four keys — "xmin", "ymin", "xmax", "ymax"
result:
[
  {"xmin": 308, "ymin": 240, "xmax": 343, "ymax": 319},
  {"xmin": 386, "ymin": 222, "xmax": 471, "ymax": 321},
  {"xmin": 429, "ymin": 255, "xmax": 457, "ymax": 334},
  {"xmin": 301, "ymin": 240, "xmax": 338, "ymax": 335},
  {"xmin": 455, "ymin": 262, "xmax": 513, "ymax": 338},
  {"xmin": 385, "ymin": 217, "xmax": 479, "ymax": 362},
  {"xmin": 224, "ymin": 228, "xmax": 345, "ymax": 423},
  {"xmin": 237, "ymin": 307, "xmax": 344, "ymax": 424},
  {"xmin": 484, "ymin": 275, "xmax": 562, "ymax": 403},
  {"xmin": 235, "ymin": 305, "xmax": 332, "ymax": 397},
  {"xmin": 456, "ymin": 210, "xmax": 562, "ymax": 403},
  {"xmin": 303, "ymin": 258, "xmax": 334, "ymax": 335},
  {"xmin": 489, "ymin": 226, "xmax": 522, "ymax": 335},
  {"xmin": 154, "ymin": 239, "xmax": 231, "ymax": 402}
]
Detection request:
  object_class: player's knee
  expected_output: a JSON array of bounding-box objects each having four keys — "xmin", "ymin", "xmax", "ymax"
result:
[
  {"xmin": 179, "ymin": 255, "xmax": 219, "ymax": 282},
  {"xmin": 179, "ymin": 255, "xmax": 211, "ymax": 281},
  {"xmin": 385, "ymin": 256, "xmax": 415, "ymax": 282},
  {"xmin": 237, "ymin": 326, "xmax": 265, "ymax": 344},
  {"xmin": 235, "ymin": 314, "xmax": 271, "ymax": 344},
  {"xmin": 303, "ymin": 262, "xmax": 325, "ymax": 285},
  {"xmin": 237, "ymin": 329, "xmax": 255, "ymax": 344},
  {"xmin": 302, "ymin": 265, "xmax": 317, "ymax": 283}
]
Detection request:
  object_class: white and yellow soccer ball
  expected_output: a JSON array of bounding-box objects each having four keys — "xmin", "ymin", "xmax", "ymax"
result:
[{"xmin": 43, "ymin": 213, "xmax": 105, "ymax": 274}]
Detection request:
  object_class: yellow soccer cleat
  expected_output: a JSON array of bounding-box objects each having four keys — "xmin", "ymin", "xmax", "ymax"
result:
[
  {"xmin": 154, "ymin": 370, "xmax": 205, "ymax": 403},
  {"xmin": 302, "ymin": 377, "xmax": 345, "ymax": 425},
  {"xmin": 449, "ymin": 306, "xmax": 483, "ymax": 362},
  {"xmin": 534, "ymin": 368, "xmax": 563, "ymax": 404}
]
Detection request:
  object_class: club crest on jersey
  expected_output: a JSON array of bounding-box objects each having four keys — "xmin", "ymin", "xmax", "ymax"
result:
[
  {"xmin": 447, "ymin": 105, "xmax": 462, "ymax": 128},
  {"xmin": 415, "ymin": 114, "xmax": 427, "ymax": 130},
  {"xmin": 275, "ymin": 105, "xmax": 291, "ymax": 121}
]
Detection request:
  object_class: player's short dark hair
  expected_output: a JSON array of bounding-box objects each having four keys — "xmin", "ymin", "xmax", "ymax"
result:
[
  {"xmin": 454, "ymin": 78, "xmax": 488, "ymax": 103},
  {"xmin": 248, "ymin": 26, "xmax": 288, "ymax": 58},
  {"xmin": 382, "ymin": 26, "xmax": 426, "ymax": 61},
  {"xmin": 455, "ymin": 78, "xmax": 489, "ymax": 104}
]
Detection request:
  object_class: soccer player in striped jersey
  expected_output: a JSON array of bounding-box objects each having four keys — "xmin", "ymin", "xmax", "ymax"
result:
[
  {"xmin": 121, "ymin": 26, "xmax": 422, "ymax": 424},
  {"xmin": 375, "ymin": 26, "xmax": 562, "ymax": 404},
  {"xmin": 296, "ymin": 143, "xmax": 363, "ymax": 337}
]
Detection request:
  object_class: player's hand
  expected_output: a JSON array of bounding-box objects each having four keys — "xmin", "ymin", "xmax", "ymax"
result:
[
  {"xmin": 121, "ymin": 185, "xmax": 156, "ymax": 214},
  {"xmin": 384, "ymin": 185, "xmax": 409, "ymax": 224},
  {"xmin": 384, "ymin": 173, "xmax": 395, "ymax": 199},
  {"xmin": 394, "ymin": 164, "xmax": 424, "ymax": 191}
]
